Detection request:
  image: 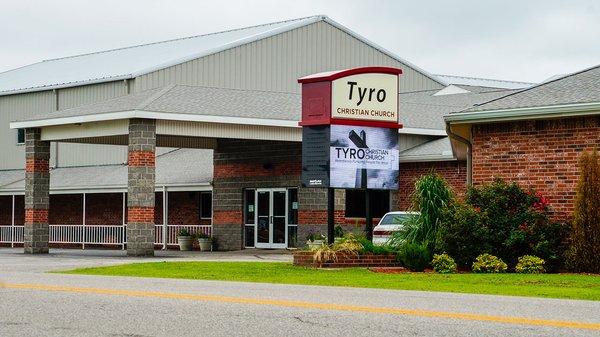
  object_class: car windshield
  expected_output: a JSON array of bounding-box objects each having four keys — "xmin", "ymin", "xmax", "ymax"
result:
[{"xmin": 379, "ymin": 213, "xmax": 411, "ymax": 225}]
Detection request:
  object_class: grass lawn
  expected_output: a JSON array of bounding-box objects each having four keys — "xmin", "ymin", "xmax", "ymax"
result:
[{"xmin": 61, "ymin": 261, "xmax": 600, "ymax": 301}]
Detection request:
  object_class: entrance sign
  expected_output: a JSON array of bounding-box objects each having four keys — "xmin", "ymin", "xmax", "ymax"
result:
[
  {"xmin": 298, "ymin": 67, "xmax": 403, "ymax": 243},
  {"xmin": 331, "ymin": 73, "xmax": 398, "ymax": 123},
  {"xmin": 299, "ymin": 67, "xmax": 402, "ymax": 190}
]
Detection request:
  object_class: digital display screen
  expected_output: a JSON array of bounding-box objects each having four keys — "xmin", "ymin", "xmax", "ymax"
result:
[{"xmin": 329, "ymin": 125, "xmax": 399, "ymax": 190}]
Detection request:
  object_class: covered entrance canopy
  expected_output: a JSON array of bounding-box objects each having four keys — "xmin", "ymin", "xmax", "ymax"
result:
[{"xmin": 10, "ymin": 84, "xmax": 303, "ymax": 256}]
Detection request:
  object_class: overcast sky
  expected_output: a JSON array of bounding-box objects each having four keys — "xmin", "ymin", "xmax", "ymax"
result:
[{"xmin": 1, "ymin": 0, "xmax": 599, "ymax": 83}]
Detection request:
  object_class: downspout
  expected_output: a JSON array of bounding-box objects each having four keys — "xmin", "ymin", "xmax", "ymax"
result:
[{"xmin": 446, "ymin": 122, "xmax": 472, "ymax": 186}]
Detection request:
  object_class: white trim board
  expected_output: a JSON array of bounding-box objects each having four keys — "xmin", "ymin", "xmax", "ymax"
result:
[
  {"xmin": 0, "ymin": 183, "xmax": 212, "ymax": 196},
  {"xmin": 10, "ymin": 110, "xmax": 299, "ymax": 129}
]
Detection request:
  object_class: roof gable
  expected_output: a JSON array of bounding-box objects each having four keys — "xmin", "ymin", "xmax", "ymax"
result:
[{"xmin": 0, "ymin": 15, "xmax": 443, "ymax": 96}]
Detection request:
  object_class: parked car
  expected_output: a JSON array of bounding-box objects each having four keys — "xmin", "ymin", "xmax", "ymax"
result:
[{"xmin": 372, "ymin": 211, "xmax": 418, "ymax": 245}]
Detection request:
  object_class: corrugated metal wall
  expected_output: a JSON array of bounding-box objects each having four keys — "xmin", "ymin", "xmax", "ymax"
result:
[
  {"xmin": 0, "ymin": 81, "xmax": 129, "ymax": 170},
  {"xmin": 0, "ymin": 91, "xmax": 56, "ymax": 170},
  {"xmin": 55, "ymin": 81, "xmax": 129, "ymax": 167},
  {"xmin": 57, "ymin": 80, "xmax": 128, "ymax": 109},
  {"xmin": 134, "ymin": 21, "xmax": 442, "ymax": 93}
]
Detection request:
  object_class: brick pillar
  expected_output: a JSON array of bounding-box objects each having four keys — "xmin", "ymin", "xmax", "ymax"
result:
[
  {"xmin": 127, "ymin": 119, "xmax": 156, "ymax": 256},
  {"xmin": 24, "ymin": 128, "xmax": 50, "ymax": 254},
  {"xmin": 297, "ymin": 186, "xmax": 328, "ymax": 242}
]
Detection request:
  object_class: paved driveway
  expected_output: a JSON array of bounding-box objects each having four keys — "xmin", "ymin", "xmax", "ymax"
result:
[{"xmin": 1, "ymin": 248, "xmax": 599, "ymax": 337}]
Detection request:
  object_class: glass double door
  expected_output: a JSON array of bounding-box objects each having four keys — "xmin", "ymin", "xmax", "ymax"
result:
[{"xmin": 255, "ymin": 188, "xmax": 287, "ymax": 249}]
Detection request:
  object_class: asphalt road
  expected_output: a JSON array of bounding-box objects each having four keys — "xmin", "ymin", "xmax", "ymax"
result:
[{"xmin": 1, "ymin": 248, "xmax": 599, "ymax": 337}]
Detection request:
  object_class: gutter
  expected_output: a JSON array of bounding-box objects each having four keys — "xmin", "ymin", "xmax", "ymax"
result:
[{"xmin": 445, "ymin": 123, "xmax": 472, "ymax": 186}]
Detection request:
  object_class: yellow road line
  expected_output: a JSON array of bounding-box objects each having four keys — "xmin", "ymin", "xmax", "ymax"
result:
[{"xmin": 1, "ymin": 282, "xmax": 599, "ymax": 331}]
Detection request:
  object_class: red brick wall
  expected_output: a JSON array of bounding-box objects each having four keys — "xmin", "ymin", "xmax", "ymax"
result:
[
  {"xmin": 0, "ymin": 191, "xmax": 209, "ymax": 227},
  {"xmin": 0, "ymin": 196, "xmax": 13, "ymax": 225},
  {"xmin": 49, "ymin": 194, "xmax": 83, "ymax": 225},
  {"xmin": 155, "ymin": 191, "xmax": 211, "ymax": 226},
  {"xmin": 48, "ymin": 193, "xmax": 124, "ymax": 226},
  {"xmin": 472, "ymin": 116, "xmax": 600, "ymax": 220},
  {"xmin": 397, "ymin": 161, "xmax": 467, "ymax": 210},
  {"xmin": 293, "ymin": 251, "xmax": 399, "ymax": 268},
  {"xmin": 86, "ymin": 193, "xmax": 124, "ymax": 225}
]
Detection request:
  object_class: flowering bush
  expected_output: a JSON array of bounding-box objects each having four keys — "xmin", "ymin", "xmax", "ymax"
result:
[
  {"xmin": 472, "ymin": 254, "xmax": 508, "ymax": 273},
  {"xmin": 515, "ymin": 255, "xmax": 546, "ymax": 274},
  {"xmin": 436, "ymin": 179, "xmax": 569, "ymax": 271},
  {"xmin": 431, "ymin": 253, "xmax": 457, "ymax": 273}
]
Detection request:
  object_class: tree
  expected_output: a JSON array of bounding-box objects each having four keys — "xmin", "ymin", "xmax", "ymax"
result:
[{"xmin": 568, "ymin": 149, "xmax": 600, "ymax": 273}]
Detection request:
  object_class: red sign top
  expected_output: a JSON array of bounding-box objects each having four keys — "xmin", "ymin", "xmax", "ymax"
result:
[
  {"xmin": 298, "ymin": 67, "xmax": 403, "ymax": 129},
  {"xmin": 298, "ymin": 67, "xmax": 403, "ymax": 84}
]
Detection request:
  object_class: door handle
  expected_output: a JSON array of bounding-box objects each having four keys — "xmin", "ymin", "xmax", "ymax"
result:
[{"xmin": 270, "ymin": 216, "xmax": 273, "ymax": 224}]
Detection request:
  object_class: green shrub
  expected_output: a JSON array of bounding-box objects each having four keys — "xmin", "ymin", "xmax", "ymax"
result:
[
  {"xmin": 466, "ymin": 179, "xmax": 547, "ymax": 265},
  {"xmin": 195, "ymin": 231, "xmax": 210, "ymax": 239},
  {"xmin": 431, "ymin": 253, "xmax": 457, "ymax": 273},
  {"xmin": 472, "ymin": 254, "xmax": 508, "ymax": 273},
  {"xmin": 177, "ymin": 228, "xmax": 191, "ymax": 237},
  {"xmin": 515, "ymin": 255, "xmax": 546, "ymax": 274},
  {"xmin": 436, "ymin": 203, "xmax": 490, "ymax": 268},
  {"xmin": 567, "ymin": 150, "xmax": 600, "ymax": 273},
  {"xmin": 397, "ymin": 243, "xmax": 432, "ymax": 272},
  {"xmin": 356, "ymin": 235, "xmax": 395, "ymax": 254}
]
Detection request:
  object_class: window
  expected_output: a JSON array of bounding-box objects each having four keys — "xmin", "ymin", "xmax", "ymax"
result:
[
  {"xmin": 16, "ymin": 129, "xmax": 25, "ymax": 144},
  {"xmin": 200, "ymin": 192, "xmax": 212, "ymax": 219},
  {"xmin": 344, "ymin": 190, "xmax": 390, "ymax": 218},
  {"xmin": 287, "ymin": 188, "xmax": 298, "ymax": 248},
  {"xmin": 244, "ymin": 189, "xmax": 255, "ymax": 224},
  {"xmin": 287, "ymin": 188, "xmax": 298, "ymax": 225}
]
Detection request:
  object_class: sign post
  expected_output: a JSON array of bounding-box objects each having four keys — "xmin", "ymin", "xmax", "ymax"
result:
[{"xmin": 298, "ymin": 67, "xmax": 402, "ymax": 242}]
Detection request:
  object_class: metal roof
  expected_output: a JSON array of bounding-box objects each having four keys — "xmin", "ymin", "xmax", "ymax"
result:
[
  {"xmin": 435, "ymin": 74, "xmax": 534, "ymax": 90},
  {"xmin": 11, "ymin": 85, "xmax": 301, "ymax": 128},
  {"xmin": 0, "ymin": 16, "xmax": 319, "ymax": 95},
  {"xmin": 0, "ymin": 15, "xmax": 443, "ymax": 96},
  {"xmin": 460, "ymin": 64, "xmax": 600, "ymax": 113}
]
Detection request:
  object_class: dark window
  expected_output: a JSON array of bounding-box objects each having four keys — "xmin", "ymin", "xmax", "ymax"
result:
[
  {"xmin": 345, "ymin": 190, "xmax": 390, "ymax": 218},
  {"xmin": 200, "ymin": 192, "xmax": 212, "ymax": 219},
  {"xmin": 244, "ymin": 189, "xmax": 255, "ymax": 224},
  {"xmin": 17, "ymin": 129, "xmax": 25, "ymax": 144}
]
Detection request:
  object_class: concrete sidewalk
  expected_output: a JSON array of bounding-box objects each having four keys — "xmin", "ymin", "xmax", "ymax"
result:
[{"xmin": 0, "ymin": 247, "xmax": 293, "ymax": 273}]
